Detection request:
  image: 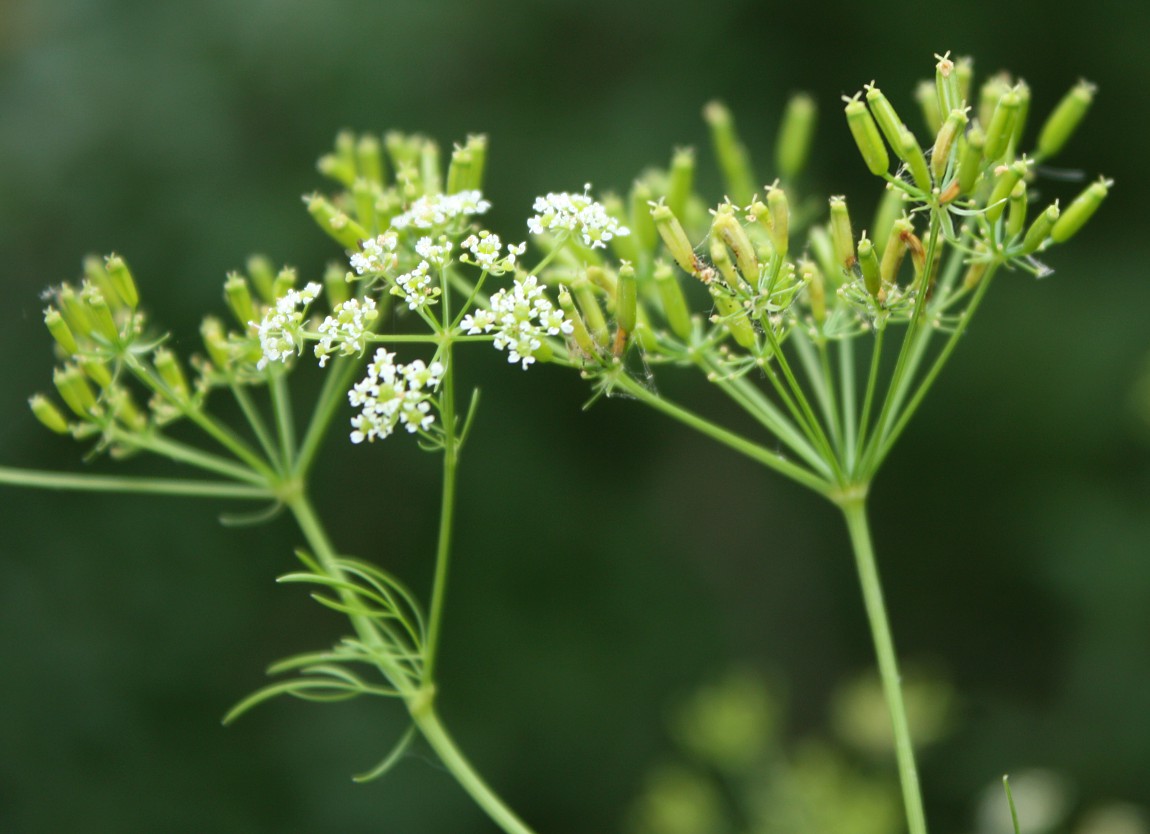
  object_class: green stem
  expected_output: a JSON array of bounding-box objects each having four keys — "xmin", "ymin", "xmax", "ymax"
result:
[
  {"xmin": 839, "ymin": 497, "xmax": 928, "ymax": 834},
  {"xmin": 230, "ymin": 384, "xmax": 282, "ymax": 467},
  {"xmin": 269, "ymin": 373, "xmax": 297, "ymax": 472},
  {"xmin": 0, "ymin": 465, "xmax": 274, "ymax": 499},
  {"xmin": 423, "ymin": 347, "xmax": 458, "ymax": 679},
  {"xmin": 294, "ymin": 353, "xmax": 364, "ymax": 479},
  {"xmin": 126, "ymin": 431, "xmax": 268, "ymax": 485}
]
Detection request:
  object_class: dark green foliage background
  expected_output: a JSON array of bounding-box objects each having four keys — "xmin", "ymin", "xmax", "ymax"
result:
[{"xmin": 1, "ymin": 1, "xmax": 1147, "ymax": 832}]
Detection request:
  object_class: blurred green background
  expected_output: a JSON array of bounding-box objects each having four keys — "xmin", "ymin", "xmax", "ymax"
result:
[{"xmin": 1, "ymin": 1, "xmax": 1148, "ymax": 832}]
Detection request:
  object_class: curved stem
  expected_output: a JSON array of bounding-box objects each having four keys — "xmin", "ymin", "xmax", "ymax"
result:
[{"xmin": 840, "ymin": 497, "xmax": 928, "ymax": 834}]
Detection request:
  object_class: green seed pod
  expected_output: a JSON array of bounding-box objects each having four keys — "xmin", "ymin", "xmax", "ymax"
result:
[
  {"xmin": 573, "ymin": 283, "xmax": 610, "ymax": 347},
  {"xmin": 666, "ymin": 147, "xmax": 695, "ymax": 221},
  {"xmin": 1036, "ymin": 80, "xmax": 1096, "ymax": 161},
  {"xmin": 1019, "ymin": 203, "xmax": 1060, "ymax": 255},
  {"xmin": 306, "ymin": 194, "xmax": 370, "ymax": 250},
  {"xmin": 55, "ymin": 285, "xmax": 92, "ymax": 340},
  {"xmin": 558, "ymin": 285, "xmax": 599, "ymax": 357},
  {"xmin": 80, "ymin": 357, "xmax": 113, "ymax": 389},
  {"xmin": 603, "ymin": 194, "xmax": 641, "ymax": 264},
  {"xmin": 776, "ymin": 93, "xmax": 817, "ymax": 180},
  {"xmin": 986, "ymin": 159, "xmax": 1029, "ymax": 224},
  {"xmin": 1006, "ymin": 181, "xmax": 1028, "ymax": 238},
  {"xmin": 1010, "ymin": 80, "xmax": 1031, "ymax": 157},
  {"xmin": 962, "ymin": 257, "xmax": 990, "ymax": 290},
  {"xmin": 899, "ymin": 129, "xmax": 932, "ymax": 192},
  {"xmin": 246, "ymin": 254, "xmax": 277, "ymax": 302},
  {"xmin": 224, "ymin": 274, "xmax": 257, "ymax": 328},
  {"xmin": 709, "ymin": 235, "xmax": 743, "ymax": 293},
  {"xmin": 53, "ymin": 365, "xmax": 97, "ymax": 417},
  {"xmin": 871, "ymin": 185, "xmax": 905, "ymax": 256},
  {"xmin": 154, "ymin": 349, "xmax": 189, "ymax": 400},
  {"xmin": 29, "ymin": 394, "xmax": 70, "ymax": 434},
  {"xmin": 935, "ymin": 52, "xmax": 961, "ymax": 116},
  {"xmin": 630, "ymin": 179, "xmax": 659, "ymax": 253},
  {"xmin": 109, "ymin": 386, "xmax": 147, "ymax": 432},
  {"xmin": 81, "ymin": 255, "xmax": 120, "ymax": 311},
  {"xmin": 845, "ymin": 97, "xmax": 890, "ymax": 176},
  {"xmin": 955, "ymin": 56, "xmax": 974, "ymax": 106},
  {"xmin": 914, "ymin": 80, "xmax": 942, "ymax": 134},
  {"xmin": 103, "ymin": 254, "xmax": 139, "ymax": 310},
  {"xmin": 652, "ymin": 260, "xmax": 692, "ymax": 340},
  {"xmin": 446, "ymin": 146, "xmax": 472, "ymax": 195},
  {"xmin": 703, "ymin": 100, "xmax": 757, "ymax": 205},
  {"xmin": 616, "ymin": 262, "xmax": 638, "ymax": 334},
  {"xmin": 1051, "ymin": 177, "xmax": 1111, "ymax": 243},
  {"xmin": 807, "ymin": 226, "xmax": 838, "ymax": 288},
  {"xmin": 799, "ymin": 259, "xmax": 826, "ymax": 323},
  {"xmin": 983, "ymin": 88, "xmax": 1021, "ymax": 163},
  {"xmin": 857, "ymin": 234, "xmax": 882, "ymax": 298},
  {"xmin": 355, "ymin": 134, "xmax": 384, "ymax": 186},
  {"xmin": 977, "ymin": 73, "xmax": 1011, "ymax": 134},
  {"xmin": 463, "ymin": 134, "xmax": 488, "ymax": 191},
  {"xmin": 956, "ymin": 124, "xmax": 986, "ymax": 196},
  {"xmin": 712, "ymin": 206, "xmax": 759, "ymax": 283},
  {"xmin": 651, "ymin": 203, "xmax": 699, "ymax": 278},
  {"xmin": 272, "ymin": 267, "xmax": 298, "ymax": 300},
  {"xmin": 323, "ymin": 262, "xmax": 351, "ymax": 308},
  {"xmin": 317, "ymin": 131, "xmax": 357, "ymax": 186},
  {"xmin": 586, "ymin": 265, "xmax": 617, "ymax": 298},
  {"xmin": 44, "ymin": 307, "xmax": 78, "ymax": 355},
  {"xmin": 352, "ymin": 179, "xmax": 379, "ymax": 231},
  {"xmin": 709, "ymin": 286, "xmax": 756, "ymax": 349},
  {"xmin": 200, "ymin": 316, "xmax": 231, "ymax": 369},
  {"xmin": 82, "ymin": 286, "xmax": 120, "ymax": 344},
  {"xmin": 931, "ymin": 108, "xmax": 969, "ymax": 182},
  {"xmin": 829, "ymin": 197, "xmax": 856, "ymax": 273},
  {"xmin": 881, "ymin": 217, "xmax": 914, "ymax": 286},
  {"xmin": 864, "ymin": 84, "xmax": 906, "ymax": 151},
  {"xmin": 765, "ymin": 185, "xmax": 790, "ymax": 258},
  {"xmin": 418, "ymin": 138, "xmax": 442, "ymax": 195}
]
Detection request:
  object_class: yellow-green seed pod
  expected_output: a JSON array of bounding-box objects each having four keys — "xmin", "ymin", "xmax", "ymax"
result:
[
  {"xmin": 712, "ymin": 206, "xmax": 759, "ymax": 282},
  {"xmin": 629, "ymin": 180, "xmax": 659, "ymax": 253},
  {"xmin": 80, "ymin": 358, "xmax": 112, "ymax": 389},
  {"xmin": 983, "ymin": 88, "xmax": 1021, "ymax": 162},
  {"xmin": 306, "ymin": 194, "xmax": 370, "ymax": 250},
  {"xmin": 845, "ymin": 97, "xmax": 889, "ymax": 176},
  {"xmin": 1037, "ymin": 80, "xmax": 1096, "ymax": 161},
  {"xmin": 418, "ymin": 138, "xmax": 442, "ymax": 195},
  {"xmin": 246, "ymin": 255, "xmax": 277, "ymax": 302},
  {"xmin": 83, "ymin": 286, "xmax": 120, "ymax": 344},
  {"xmin": 857, "ymin": 234, "xmax": 881, "ymax": 298},
  {"xmin": 986, "ymin": 159, "xmax": 1030, "ymax": 224},
  {"xmin": 899, "ymin": 129, "xmax": 932, "ymax": 192},
  {"xmin": 709, "ymin": 286, "xmax": 756, "ymax": 349},
  {"xmin": 272, "ymin": 266, "xmax": 298, "ymax": 300},
  {"xmin": 829, "ymin": 196, "xmax": 856, "ymax": 272},
  {"xmin": 1006, "ymin": 181, "xmax": 1028, "ymax": 238},
  {"xmin": 703, "ymin": 101, "xmax": 757, "ymax": 205},
  {"xmin": 666, "ymin": 147, "xmax": 695, "ymax": 221},
  {"xmin": 323, "ymin": 262, "xmax": 351, "ymax": 307},
  {"xmin": 709, "ymin": 235, "xmax": 743, "ymax": 292},
  {"xmin": 602, "ymin": 194, "xmax": 641, "ymax": 264},
  {"xmin": 977, "ymin": 73, "xmax": 1011, "ymax": 134},
  {"xmin": 1019, "ymin": 203, "xmax": 1060, "ymax": 255},
  {"xmin": 962, "ymin": 257, "xmax": 990, "ymax": 291},
  {"xmin": 55, "ymin": 285, "xmax": 92, "ymax": 339},
  {"xmin": 109, "ymin": 387, "xmax": 147, "ymax": 432},
  {"xmin": 864, "ymin": 85, "xmax": 906, "ymax": 151},
  {"xmin": 1009, "ymin": 80, "xmax": 1030, "ymax": 156},
  {"xmin": 574, "ymin": 283, "xmax": 610, "ymax": 347},
  {"xmin": 881, "ymin": 217, "xmax": 913, "ymax": 286},
  {"xmin": 616, "ymin": 262, "xmax": 638, "ymax": 334},
  {"xmin": 776, "ymin": 93, "xmax": 817, "ymax": 180},
  {"xmin": 356, "ymin": 134, "xmax": 384, "ymax": 186},
  {"xmin": 317, "ymin": 132, "xmax": 357, "ymax": 186},
  {"xmin": 154, "ymin": 349, "xmax": 189, "ymax": 400},
  {"xmin": 352, "ymin": 179, "xmax": 379, "ymax": 231},
  {"xmin": 765, "ymin": 185, "xmax": 790, "ymax": 258},
  {"xmin": 651, "ymin": 203, "xmax": 699, "ymax": 278},
  {"xmin": 558, "ymin": 286, "xmax": 599, "ymax": 357},
  {"xmin": 465, "ymin": 134, "xmax": 488, "ymax": 191},
  {"xmin": 914, "ymin": 80, "xmax": 942, "ymax": 134},
  {"xmin": 955, "ymin": 56, "xmax": 973, "ymax": 107},
  {"xmin": 1050, "ymin": 177, "xmax": 1111, "ymax": 243},
  {"xmin": 446, "ymin": 146, "xmax": 472, "ymax": 195},
  {"xmin": 29, "ymin": 394, "xmax": 70, "ymax": 434},
  {"xmin": 224, "ymin": 274, "xmax": 257, "ymax": 328},
  {"xmin": 871, "ymin": 185, "xmax": 905, "ymax": 256},
  {"xmin": 956, "ymin": 124, "xmax": 986, "ymax": 196},
  {"xmin": 103, "ymin": 254, "xmax": 139, "ymax": 310},
  {"xmin": 586, "ymin": 265, "xmax": 617, "ymax": 299},
  {"xmin": 652, "ymin": 260, "xmax": 692, "ymax": 340},
  {"xmin": 931, "ymin": 108, "xmax": 969, "ymax": 182},
  {"xmin": 53, "ymin": 365, "xmax": 97, "ymax": 417},
  {"xmin": 800, "ymin": 259, "xmax": 826, "ymax": 323},
  {"xmin": 82, "ymin": 255, "xmax": 118, "ymax": 306},
  {"xmin": 935, "ymin": 52, "xmax": 961, "ymax": 116},
  {"xmin": 44, "ymin": 307, "xmax": 78, "ymax": 355},
  {"xmin": 200, "ymin": 316, "xmax": 231, "ymax": 369}
]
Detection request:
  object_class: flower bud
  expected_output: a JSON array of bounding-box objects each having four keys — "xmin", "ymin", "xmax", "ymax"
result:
[
  {"xmin": 800, "ymin": 259, "xmax": 826, "ymax": 323},
  {"xmin": 864, "ymin": 84, "xmax": 906, "ymax": 150},
  {"xmin": 616, "ymin": 262, "xmax": 638, "ymax": 334},
  {"xmin": 104, "ymin": 254, "xmax": 139, "ymax": 310},
  {"xmin": 703, "ymin": 101, "xmax": 756, "ymax": 205},
  {"xmin": 29, "ymin": 394, "xmax": 70, "ymax": 434},
  {"xmin": 200, "ymin": 316, "xmax": 231, "ymax": 369},
  {"xmin": 857, "ymin": 233, "xmax": 882, "ymax": 298},
  {"xmin": 845, "ymin": 96, "xmax": 889, "ymax": 176},
  {"xmin": 558, "ymin": 285, "xmax": 599, "ymax": 357},
  {"xmin": 306, "ymin": 194, "xmax": 370, "ymax": 250},
  {"xmin": 153, "ymin": 349, "xmax": 189, "ymax": 400},
  {"xmin": 956, "ymin": 124, "xmax": 986, "ymax": 196},
  {"xmin": 914, "ymin": 80, "xmax": 942, "ymax": 134},
  {"xmin": 899, "ymin": 128, "xmax": 932, "ymax": 192},
  {"xmin": 881, "ymin": 217, "xmax": 914, "ymax": 286},
  {"xmin": 776, "ymin": 93, "xmax": 817, "ymax": 180},
  {"xmin": 651, "ymin": 203, "xmax": 700, "ymax": 278},
  {"xmin": 931, "ymin": 108, "xmax": 968, "ymax": 182},
  {"xmin": 709, "ymin": 286, "xmax": 756, "ymax": 349},
  {"xmin": 1050, "ymin": 177, "xmax": 1111, "ymax": 243},
  {"xmin": 1037, "ymin": 80, "xmax": 1096, "ymax": 161},
  {"xmin": 983, "ymin": 87, "xmax": 1021, "ymax": 163},
  {"xmin": 224, "ymin": 274, "xmax": 256, "ymax": 329},
  {"xmin": 44, "ymin": 307, "xmax": 78, "ymax": 355},
  {"xmin": 662, "ymin": 148, "xmax": 695, "ymax": 222},
  {"xmin": 986, "ymin": 159, "xmax": 1030, "ymax": 224},
  {"xmin": 829, "ymin": 197, "xmax": 856, "ymax": 273},
  {"xmin": 652, "ymin": 260, "xmax": 692, "ymax": 340},
  {"xmin": 712, "ymin": 206, "xmax": 759, "ymax": 282},
  {"xmin": 323, "ymin": 262, "xmax": 351, "ymax": 308},
  {"xmin": 1019, "ymin": 202, "xmax": 1060, "ymax": 255},
  {"xmin": 53, "ymin": 365, "xmax": 97, "ymax": 417},
  {"xmin": 1006, "ymin": 181, "xmax": 1028, "ymax": 238},
  {"xmin": 356, "ymin": 134, "xmax": 384, "ymax": 186}
]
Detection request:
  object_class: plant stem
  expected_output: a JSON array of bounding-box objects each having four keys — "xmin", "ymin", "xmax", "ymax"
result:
[
  {"xmin": 839, "ymin": 496, "xmax": 928, "ymax": 834},
  {"xmin": 423, "ymin": 348, "xmax": 458, "ymax": 679},
  {"xmin": 0, "ymin": 465, "xmax": 274, "ymax": 499}
]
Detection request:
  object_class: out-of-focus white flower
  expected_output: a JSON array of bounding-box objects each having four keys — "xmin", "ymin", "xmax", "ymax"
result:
[
  {"xmin": 415, "ymin": 236, "xmax": 453, "ymax": 267},
  {"xmin": 349, "ymin": 232, "xmax": 399, "ymax": 275},
  {"xmin": 460, "ymin": 231, "xmax": 525, "ymax": 274},
  {"xmin": 314, "ymin": 297, "xmax": 378, "ymax": 367},
  {"xmin": 348, "ymin": 348, "xmax": 444, "ymax": 443},
  {"xmin": 253, "ymin": 283, "xmax": 322, "ymax": 370},
  {"xmin": 391, "ymin": 190, "xmax": 491, "ymax": 231},
  {"xmin": 391, "ymin": 261, "xmax": 441, "ymax": 309},
  {"xmin": 527, "ymin": 185, "xmax": 630, "ymax": 249}
]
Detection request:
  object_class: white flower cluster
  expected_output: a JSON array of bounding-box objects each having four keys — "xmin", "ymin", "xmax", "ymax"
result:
[
  {"xmin": 348, "ymin": 348, "xmax": 444, "ymax": 443},
  {"xmin": 254, "ymin": 283, "xmax": 322, "ymax": 371},
  {"xmin": 527, "ymin": 185, "xmax": 630, "ymax": 249},
  {"xmin": 350, "ymin": 232, "xmax": 399, "ymax": 276},
  {"xmin": 314, "ymin": 297, "xmax": 378, "ymax": 367},
  {"xmin": 391, "ymin": 261, "xmax": 441, "ymax": 309},
  {"xmin": 461, "ymin": 275, "xmax": 571, "ymax": 369},
  {"xmin": 391, "ymin": 190, "xmax": 491, "ymax": 231},
  {"xmin": 414, "ymin": 236, "xmax": 453, "ymax": 267},
  {"xmin": 460, "ymin": 231, "xmax": 526, "ymax": 274}
]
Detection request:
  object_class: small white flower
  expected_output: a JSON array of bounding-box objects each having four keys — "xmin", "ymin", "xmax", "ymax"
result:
[
  {"xmin": 314, "ymin": 297, "xmax": 378, "ymax": 367},
  {"xmin": 348, "ymin": 348, "xmax": 445, "ymax": 443},
  {"xmin": 460, "ymin": 308, "xmax": 497, "ymax": 334},
  {"xmin": 350, "ymin": 232, "xmax": 399, "ymax": 275},
  {"xmin": 476, "ymin": 275, "xmax": 570, "ymax": 369},
  {"xmin": 391, "ymin": 260, "xmax": 441, "ymax": 309},
  {"xmin": 414, "ymin": 236, "xmax": 453, "ymax": 267},
  {"xmin": 527, "ymin": 184, "xmax": 630, "ymax": 249},
  {"xmin": 391, "ymin": 190, "xmax": 491, "ymax": 231},
  {"xmin": 460, "ymin": 231, "xmax": 525, "ymax": 274},
  {"xmin": 253, "ymin": 283, "xmax": 322, "ymax": 371}
]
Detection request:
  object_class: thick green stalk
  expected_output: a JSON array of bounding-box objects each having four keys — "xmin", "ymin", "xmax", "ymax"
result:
[
  {"xmin": 0, "ymin": 466, "xmax": 274, "ymax": 499},
  {"xmin": 840, "ymin": 497, "xmax": 928, "ymax": 834},
  {"xmin": 423, "ymin": 348, "xmax": 458, "ymax": 679}
]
